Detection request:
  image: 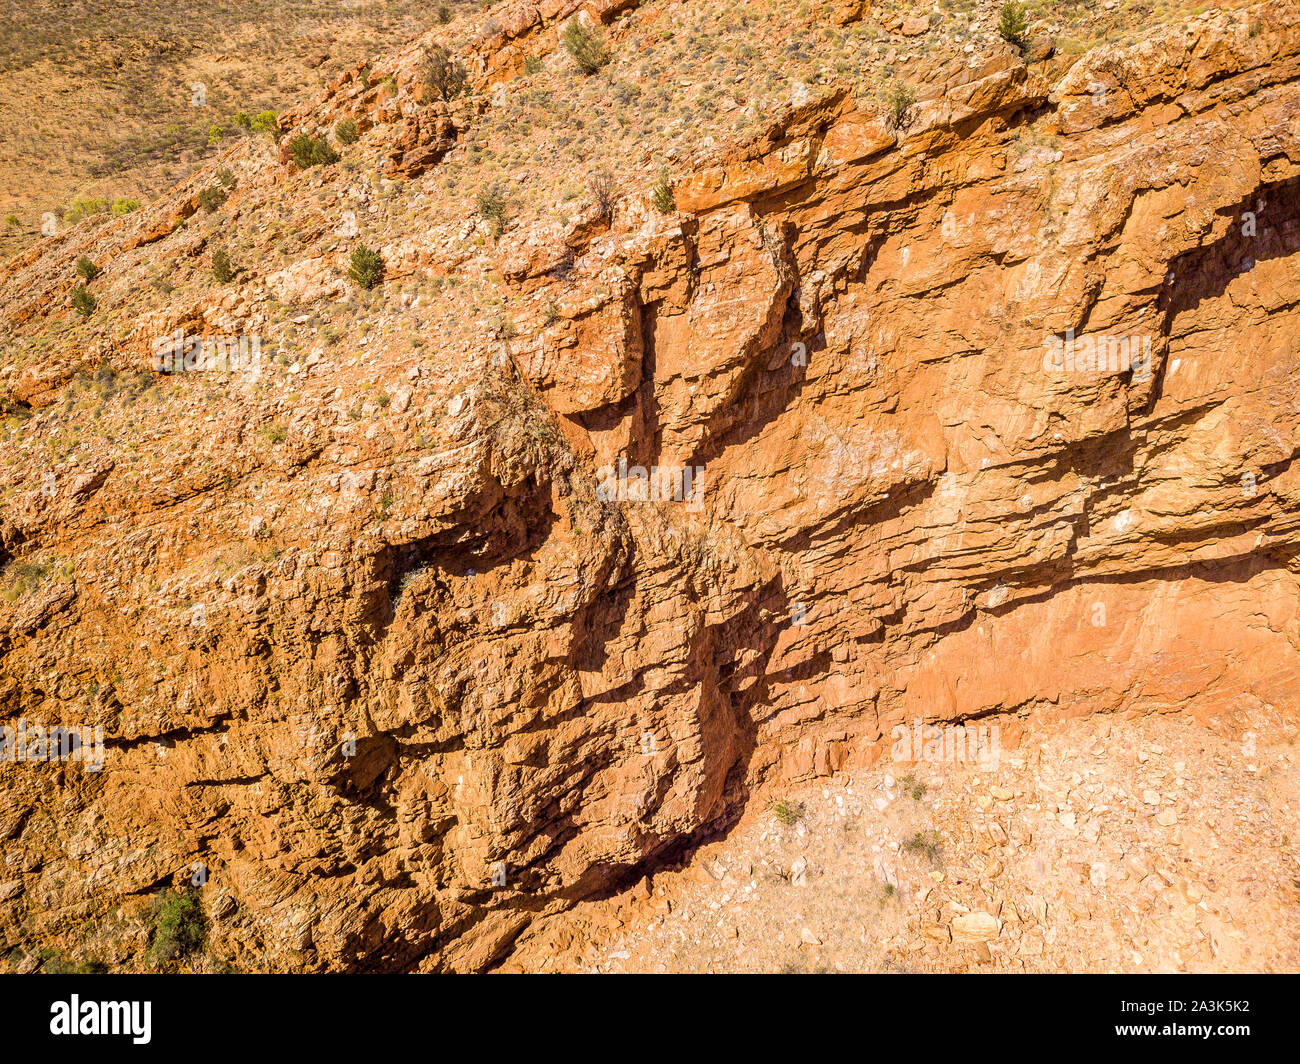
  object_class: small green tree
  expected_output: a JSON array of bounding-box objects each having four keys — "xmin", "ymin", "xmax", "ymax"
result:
[
  {"xmin": 884, "ymin": 80, "xmax": 916, "ymax": 130},
  {"xmin": 476, "ymin": 184, "xmax": 508, "ymax": 237},
  {"xmin": 250, "ymin": 110, "xmax": 279, "ymax": 137},
  {"xmin": 652, "ymin": 174, "xmax": 675, "ymax": 214},
  {"xmin": 563, "ymin": 19, "xmax": 610, "ymax": 75},
  {"xmin": 586, "ymin": 170, "xmax": 617, "ymax": 220},
  {"xmin": 75, "ymin": 256, "xmax": 99, "ymax": 282},
  {"xmin": 211, "ymin": 247, "xmax": 236, "ymax": 284},
  {"xmin": 422, "ymin": 46, "xmax": 468, "ymax": 102},
  {"xmin": 348, "ymin": 245, "xmax": 385, "ymax": 289},
  {"xmin": 998, "ymin": 2, "xmax": 1030, "ymax": 52},
  {"xmin": 334, "ymin": 117, "xmax": 359, "ymax": 145},
  {"xmin": 233, "ymin": 111, "xmax": 252, "ymax": 130},
  {"xmin": 71, "ymin": 285, "xmax": 96, "ymax": 317},
  {"xmin": 288, "ymin": 133, "xmax": 339, "ymax": 169}
]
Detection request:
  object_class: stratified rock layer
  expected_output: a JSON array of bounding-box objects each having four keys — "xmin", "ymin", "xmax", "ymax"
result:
[{"xmin": 1, "ymin": 1, "xmax": 1298, "ymax": 971}]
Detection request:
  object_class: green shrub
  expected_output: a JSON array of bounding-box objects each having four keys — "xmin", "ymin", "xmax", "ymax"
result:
[
  {"xmin": 5, "ymin": 214, "xmax": 19, "ymax": 227},
  {"xmin": 422, "ymin": 46, "xmax": 468, "ymax": 102},
  {"xmin": 587, "ymin": 170, "xmax": 617, "ymax": 220},
  {"xmin": 207, "ymin": 124, "xmax": 224, "ymax": 146},
  {"xmin": 216, "ymin": 167, "xmax": 236, "ymax": 189},
  {"xmin": 652, "ymin": 174, "xmax": 674, "ymax": 214},
  {"xmin": 110, "ymin": 198, "xmax": 140, "ymax": 216},
  {"xmin": 334, "ymin": 117, "xmax": 359, "ymax": 145},
  {"xmin": 563, "ymin": 19, "xmax": 610, "ymax": 75},
  {"xmin": 250, "ymin": 110, "xmax": 279, "ymax": 137},
  {"xmin": 147, "ymin": 888, "xmax": 206, "ymax": 965},
  {"xmin": 288, "ymin": 133, "xmax": 339, "ymax": 169},
  {"xmin": 233, "ymin": 111, "xmax": 252, "ymax": 130},
  {"xmin": 524, "ymin": 55, "xmax": 544, "ymax": 75},
  {"xmin": 71, "ymin": 286, "xmax": 96, "ymax": 317},
  {"xmin": 772, "ymin": 799, "xmax": 805, "ymax": 825},
  {"xmin": 211, "ymin": 247, "xmax": 236, "ymax": 284},
  {"xmin": 198, "ymin": 186, "xmax": 227, "ymax": 212},
  {"xmin": 437, "ymin": 4, "xmax": 452, "ymax": 23},
  {"xmin": 477, "ymin": 184, "xmax": 508, "ymax": 235},
  {"xmin": 884, "ymin": 80, "xmax": 916, "ymax": 130},
  {"xmin": 65, "ymin": 197, "xmax": 110, "ymax": 223},
  {"xmin": 998, "ymin": 2, "xmax": 1030, "ymax": 51},
  {"xmin": 902, "ymin": 830, "xmax": 944, "ymax": 863},
  {"xmin": 75, "ymin": 256, "xmax": 99, "ymax": 282},
  {"xmin": 2, "ymin": 558, "xmax": 53, "ymax": 602},
  {"xmin": 348, "ymin": 245, "xmax": 385, "ymax": 289}
]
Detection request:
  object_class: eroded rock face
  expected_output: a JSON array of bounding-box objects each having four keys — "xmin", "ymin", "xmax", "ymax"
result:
[{"xmin": 1, "ymin": 1, "xmax": 1298, "ymax": 971}]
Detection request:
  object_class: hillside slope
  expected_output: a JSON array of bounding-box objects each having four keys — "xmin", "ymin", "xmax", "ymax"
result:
[{"xmin": 1, "ymin": 0, "xmax": 1297, "ymax": 972}]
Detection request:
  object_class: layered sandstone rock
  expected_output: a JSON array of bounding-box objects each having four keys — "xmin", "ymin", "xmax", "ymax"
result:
[{"xmin": 0, "ymin": 0, "xmax": 1297, "ymax": 971}]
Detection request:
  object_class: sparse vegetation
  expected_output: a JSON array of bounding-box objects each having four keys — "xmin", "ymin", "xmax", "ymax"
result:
[
  {"xmin": 999, "ymin": 2, "xmax": 1031, "ymax": 52},
  {"xmin": 41, "ymin": 952, "xmax": 109, "ymax": 975},
  {"xmin": 422, "ymin": 45, "xmax": 468, "ymax": 102},
  {"xmin": 147, "ymin": 888, "xmax": 206, "ymax": 966},
  {"xmin": 288, "ymin": 133, "xmax": 339, "ymax": 169},
  {"xmin": 477, "ymin": 184, "xmax": 508, "ymax": 236},
  {"xmin": 2, "ymin": 558, "xmax": 59, "ymax": 603},
  {"xmin": 198, "ymin": 186, "xmax": 228, "ymax": 213},
  {"xmin": 211, "ymin": 247, "xmax": 236, "ymax": 284},
  {"xmin": 586, "ymin": 170, "xmax": 617, "ymax": 220},
  {"xmin": 65, "ymin": 196, "xmax": 110, "ymax": 223},
  {"xmin": 396, "ymin": 565, "xmax": 429, "ymax": 600},
  {"xmin": 772, "ymin": 799, "xmax": 806, "ymax": 825},
  {"xmin": 334, "ymin": 117, "xmax": 359, "ymax": 145},
  {"xmin": 652, "ymin": 174, "xmax": 675, "ymax": 214},
  {"xmin": 563, "ymin": 19, "xmax": 610, "ymax": 75},
  {"xmin": 71, "ymin": 285, "xmax": 96, "ymax": 317},
  {"xmin": 348, "ymin": 245, "xmax": 385, "ymax": 289},
  {"xmin": 884, "ymin": 80, "xmax": 916, "ymax": 130},
  {"xmin": 250, "ymin": 110, "xmax": 279, "ymax": 137},
  {"xmin": 903, "ymin": 830, "xmax": 944, "ymax": 863}
]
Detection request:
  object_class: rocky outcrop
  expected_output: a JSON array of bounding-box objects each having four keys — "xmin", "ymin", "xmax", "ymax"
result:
[{"xmin": 1, "ymin": 1, "xmax": 1297, "ymax": 972}]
